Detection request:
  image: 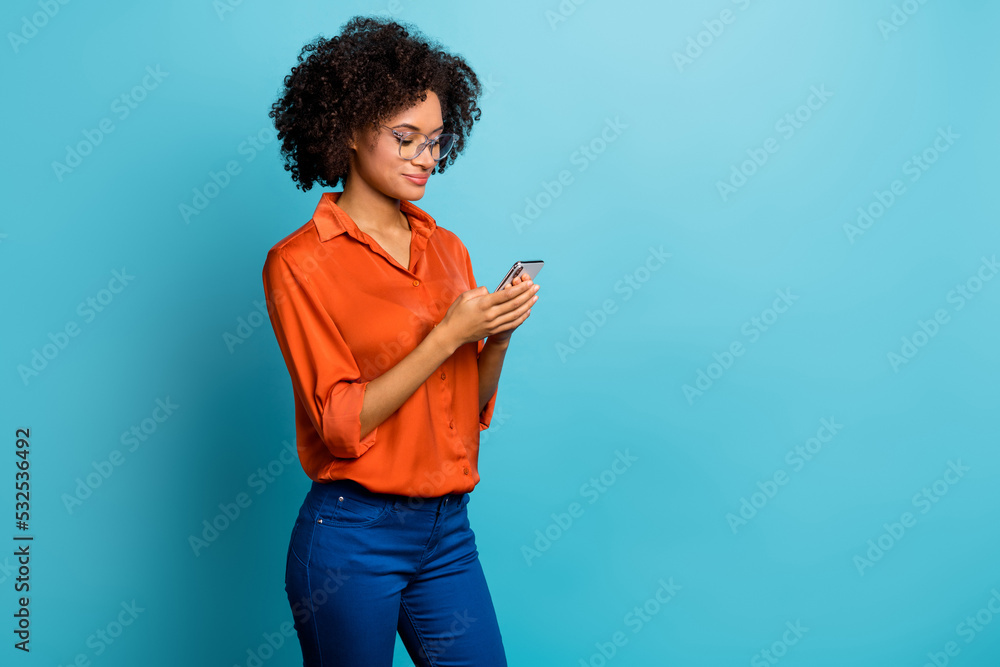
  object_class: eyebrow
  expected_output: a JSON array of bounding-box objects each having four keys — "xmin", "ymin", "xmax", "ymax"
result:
[{"xmin": 392, "ymin": 123, "xmax": 444, "ymax": 132}]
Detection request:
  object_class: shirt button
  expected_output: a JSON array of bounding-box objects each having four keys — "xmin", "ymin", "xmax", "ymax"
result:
[
  {"xmin": 440, "ymin": 371, "xmax": 446, "ymax": 379},
  {"xmin": 412, "ymin": 279, "xmax": 420, "ymax": 286},
  {"xmin": 449, "ymin": 420, "xmax": 455, "ymax": 429},
  {"xmin": 463, "ymin": 467, "xmax": 469, "ymax": 475}
]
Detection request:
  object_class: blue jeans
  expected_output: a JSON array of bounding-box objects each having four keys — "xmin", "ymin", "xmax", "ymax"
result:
[{"xmin": 284, "ymin": 478, "xmax": 508, "ymax": 666}]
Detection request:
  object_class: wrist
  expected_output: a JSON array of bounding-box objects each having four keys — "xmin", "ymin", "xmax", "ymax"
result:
[
  {"xmin": 429, "ymin": 321, "xmax": 461, "ymax": 356},
  {"xmin": 486, "ymin": 333, "xmax": 511, "ymax": 350}
]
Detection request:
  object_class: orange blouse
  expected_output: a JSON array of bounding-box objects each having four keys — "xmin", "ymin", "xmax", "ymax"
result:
[{"xmin": 261, "ymin": 191, "xmax": 498, "ymax": 497}]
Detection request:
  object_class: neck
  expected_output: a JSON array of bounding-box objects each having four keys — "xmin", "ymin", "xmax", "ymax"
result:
[{"xmin": 337, "ymin": 178, "xmax": 409, "ymax": 236}]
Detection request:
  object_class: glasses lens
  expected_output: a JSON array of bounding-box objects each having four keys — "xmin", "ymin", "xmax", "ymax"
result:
[
  {"xmin": 395, "ymin": 131, "xmax": 457, "ymax": 160},
  {"xmin": 431, "ymin": 134, "xmax": 456, "ymax": 160},
  {"xmin": 396, "ymin": 132, "xmax": 426, "ymax": 160}
]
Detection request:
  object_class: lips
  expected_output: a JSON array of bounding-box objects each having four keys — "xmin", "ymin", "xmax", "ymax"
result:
[{"xmin": 403, "ymin": 174, "xmax": 429, "ymax": 186}]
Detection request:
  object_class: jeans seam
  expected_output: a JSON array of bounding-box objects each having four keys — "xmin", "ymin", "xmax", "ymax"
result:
[
  {"xmin": 290, "ymin": 519, "xmax": 308, "ymax": 569},
  {"xmin": 306, "ymin": 492, "xmax": 328, "ymax": 665},
  {"xmin": 305, "ymin": 492, "xmax": 329, "ymax": 568},
  {"xmin": 317, "ymin": 504, "xmax": 393, "ymax": 528},
  {"xmin": 303, "ymin": 554, "xmax": 324, "ymax": 665},
  {"xmin": 400, "ymin": 596, "xmax": 437, "ymax": 667},
  {"xmin": 407, "ymin": 507, "xmax": 443, "ymax": 588}
]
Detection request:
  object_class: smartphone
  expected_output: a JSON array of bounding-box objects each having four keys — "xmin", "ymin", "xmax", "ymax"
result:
[{"xmin": 495, "ymin": 260, "xmax": 544, "ymax": 292}]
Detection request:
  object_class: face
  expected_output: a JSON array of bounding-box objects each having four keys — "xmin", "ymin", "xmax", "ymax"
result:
[{"xmin": 346, "ymin": 89, "xmax": 444, "ymax": 201}]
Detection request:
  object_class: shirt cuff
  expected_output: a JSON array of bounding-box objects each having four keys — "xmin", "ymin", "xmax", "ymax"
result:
[
  {"xmin": 322, "ymin": 380, "xmax": 378, "ymax": 458},
  {"xmin": 479, "ymin": 384, "xmax": 498, "ymax": 431}
]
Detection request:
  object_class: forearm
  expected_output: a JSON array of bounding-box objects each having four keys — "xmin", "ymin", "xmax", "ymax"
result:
[
  {"xmin": 478, "ymin": 335, "xmax": 510, "ymax": 413},
  {"xmin": 358, "ymin": 324, "xmax": 459, "ymax": 439}
]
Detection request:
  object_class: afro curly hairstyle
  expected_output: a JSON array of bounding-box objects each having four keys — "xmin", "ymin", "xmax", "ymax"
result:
[{"xmin": 269, "ymin": 15, "xmax": 483, "ymax": 192}]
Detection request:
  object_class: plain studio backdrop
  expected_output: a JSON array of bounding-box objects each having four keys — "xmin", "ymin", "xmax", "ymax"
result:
[{"xmin": 2, "ymin": 0, "xmax": 999, "ymax": 665}]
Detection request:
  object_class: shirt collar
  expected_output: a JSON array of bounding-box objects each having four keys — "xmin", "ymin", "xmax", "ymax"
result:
[{"xmin": 312, "ymin": 191, "xmax": 437, "ymax": 244}]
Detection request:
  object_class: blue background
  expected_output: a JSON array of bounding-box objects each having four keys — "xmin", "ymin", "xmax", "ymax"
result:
[{"xmin": 3, "ymin": 0, "xmax": 999, "ymax": 665}]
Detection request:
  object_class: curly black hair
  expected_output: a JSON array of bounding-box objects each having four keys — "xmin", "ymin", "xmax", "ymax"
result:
[{"xmin": 269, "ymin": 15, "xmax": 483, "ymax": 192}]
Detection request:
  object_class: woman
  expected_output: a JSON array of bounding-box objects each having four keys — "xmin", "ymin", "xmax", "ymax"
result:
[{"xmin": 261, "ymin": 15, "xmax": 539, "ymax": 667}]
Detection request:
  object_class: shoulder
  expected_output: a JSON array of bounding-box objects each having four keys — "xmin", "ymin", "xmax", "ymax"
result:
[
  {"xmin": 261, "ymin": 218, "xmax": 328, "ymax": 278},
  {"xmin": 430, "ymin": 222, "xmax": 469, "ymax": 258},
  {"xmin": 266, "ymin": 218, "xmax": 319, "ymax": 257}
]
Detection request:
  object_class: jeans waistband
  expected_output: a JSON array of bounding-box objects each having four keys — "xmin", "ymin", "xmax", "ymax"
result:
[{"xmin": 311, "ymin": 478, "xmax": 466, "ymax": 512}]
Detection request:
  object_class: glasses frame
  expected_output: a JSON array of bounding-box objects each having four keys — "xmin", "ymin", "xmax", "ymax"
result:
[{"xmin": 380, "ymin": 124, "xmax": 458, "ymax": 162}]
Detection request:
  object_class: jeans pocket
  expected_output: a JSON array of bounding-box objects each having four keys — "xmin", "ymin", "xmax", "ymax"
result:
[
  {"xmin": 287, "ymin": 516, "xmax": 309, "ymax": 568},
  {"xmin": 317, "ymin": 493, "xmax": 392, "ymax": 528}
]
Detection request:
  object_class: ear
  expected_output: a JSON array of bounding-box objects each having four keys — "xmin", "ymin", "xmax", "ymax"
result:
[
  {"xmin": 347, "ymin": 123, "xmax": 368, "ymax": 152},
  {"xmin": 348, "ymin": 122, "xmax": 378, "ymax": 152}
]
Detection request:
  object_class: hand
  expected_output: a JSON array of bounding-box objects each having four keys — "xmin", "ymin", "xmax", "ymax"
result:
[
  {"xmin": 486, "ymin": 274, "xmax": 538, "ymax": 343},
  {"xmin": 438, "ymin": 273, "xmax": 539, "ymax": 348}
]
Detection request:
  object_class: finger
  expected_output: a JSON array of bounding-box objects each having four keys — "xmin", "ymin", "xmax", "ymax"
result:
[
  {"xmin": 512, "ymin": 285, "xmax": 538, "ymax": 309},
  {"xmin": 507, "ymin": 277, "xmax": 530, "ymax": 292},
  {"xmin": 494, "ymin": 279, "xmax": 533, "ymax": 302},
  {"xmin": 492, "ymin": 286, "xmax": 536, "ymax": 315},
  {"xmin": 493, "ymin": 301, "xmax": 535, "ymax": 335},
  {"xmin": 508, "ymin": 307, "xmax": 533, "ymax": 331},
  {"xmin": 491, "ymin": 294, "xmax": 536, "ymax": 329}
]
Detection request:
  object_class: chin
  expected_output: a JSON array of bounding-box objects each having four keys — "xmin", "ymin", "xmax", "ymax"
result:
[{"xmin": 400, "ymin": 181, "xmax": 428, "ymax": 200}]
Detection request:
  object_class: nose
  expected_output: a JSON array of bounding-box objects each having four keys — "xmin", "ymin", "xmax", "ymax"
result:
[{"xmin": 411, "ymin": 143, "xmax": 437, "ymax": 170}]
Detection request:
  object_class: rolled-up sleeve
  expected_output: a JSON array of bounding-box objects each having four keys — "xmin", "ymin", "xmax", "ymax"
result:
[
  {"xmin": 462, "ymin": 245, "xmax": 499, "ymax": 431},
  {"xmin": 262, "ymin": 248, "xmax": 378, "ymax": 458}
]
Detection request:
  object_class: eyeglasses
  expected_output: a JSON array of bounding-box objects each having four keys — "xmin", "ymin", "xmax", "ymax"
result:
[{"xmin": 380, "ymin": 125, "xmax": 458, "ymax": 161}]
